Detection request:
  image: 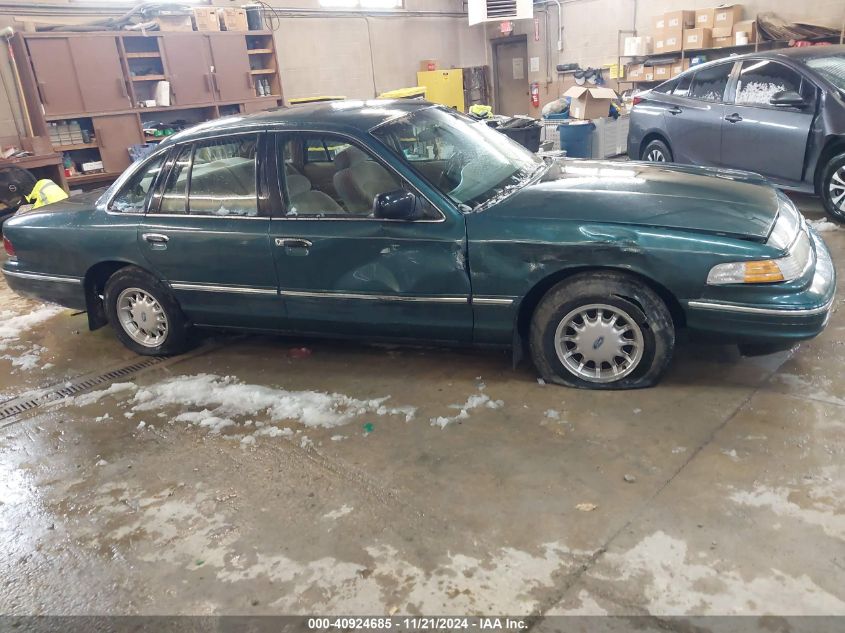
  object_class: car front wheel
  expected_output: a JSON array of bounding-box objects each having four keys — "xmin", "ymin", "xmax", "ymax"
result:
[
  {"xmin": 821, "ymin": 152, "xmax": 845, "ymax": 223},
  {"xmin": 103, "ymin": 266, "xmax": 189, "ymax": 356},
  {"xmin": 641, "ymin": 139, "xmax": 673, "ymax": 163},
  {"xmin": 529, "ymin": 272, "xmax": 675, "ymax": 389}
]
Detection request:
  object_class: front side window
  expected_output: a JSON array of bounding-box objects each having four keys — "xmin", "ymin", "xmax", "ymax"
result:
[
  {"xmin": 372, "ymin": 107, "xmax": 544, "ymax": 210},
  {"xmin": 736, "ymin": 60, "xmax": 805, "ymax": 106},
  {"xmin": 110, "ymin": 154, "xmax": 165, "ymax": 213},
  {"xmin": 689, "ymin": 63, "xmax": 733, "ymax": 102},
  {"xmin": 280, "ymin": 134, "xmax": 413, "ymax": 218},
  {"xmin": 154, "ymin": 136, "xmax": 259, "ymax": 217}
]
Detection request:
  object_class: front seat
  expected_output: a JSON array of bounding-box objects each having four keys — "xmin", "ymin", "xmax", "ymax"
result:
[
  {"xmin": 333, "ymin": 146, "xmax": 398, "ymax": 214},
  {"xmin": 286, "ymin": 172, "xmax": 344, "ymax": 216}
]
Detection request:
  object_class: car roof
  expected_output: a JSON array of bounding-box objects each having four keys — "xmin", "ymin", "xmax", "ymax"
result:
[
  {"xmin": 160, "ymin": 99, "xmax": 432, "ymax": 147},
  {"xmin": 674, "ymin": 44, "xmax": 845, "ymax": 73}
]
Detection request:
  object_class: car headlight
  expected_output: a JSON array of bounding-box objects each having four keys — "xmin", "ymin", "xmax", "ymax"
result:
[{"xmin": 707, "ymin": 227, "xmax": 812, "ymax": 285}]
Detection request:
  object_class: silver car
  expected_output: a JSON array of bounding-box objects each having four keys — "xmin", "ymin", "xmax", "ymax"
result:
[{"xmin": 627, "ymin": 46, "xmax": 845, "ymax": 222}]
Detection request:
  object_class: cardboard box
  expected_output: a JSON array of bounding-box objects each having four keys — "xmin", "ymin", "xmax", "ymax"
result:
[
  {"xmin": 733, "ymin": 19, "xmax": 757, "ymax": 42},
  {"xmin": 192, "ymin": 7, "xmax": 220, "ymax": 31},
  {"xmin": 653, "ymin": 15, "xmax": 665, "ymax": 30},
  {"xmin": 695, "ymin": 8, "xmax": 715, "ymax": 29},
  {"xmin": 623, "ymin": 36, "xmax": 653, "ymax": 56},
  {"xmin": 684, "ymin": 27, "xmax": 712, "ymax": 50},
  {"xmin": 670, "ymin": 59, "xmax": 691, "ymax": 77},
  {"xmin": 218, "ymin": 7, "xmax": 248, "ymax": 31},
  {"xmin": 712, "ymin": 36, "xmax": 734, "ymax": 48},
  {"xmin": 154, "ymin": 13, "xmax": 193, "ymax": 32},
  {"xmin": 653, "ymin": 63, "xmax": 672, "ymax": 81},
  {"xmin": 419, "ymin": 59, "xmax": 438, "ymax": 72},
  {"xmin": 664, "ymin": 10, "xmax": 695, "ymax": 30},
  {"xmin": 643, "ymin": 69, "xmax": 655, "ymax": 82},
  {"xmin": 712, "ymin": 25, "xmax": 733, "ymax": 38},
  {"xmin": 627, "ymin": 63, "xmax": 644, "ymax": 80},
  {"xmin": 714, "ymin": 4, "xmax": 743, "ymax": 29},
  {"xmin": 563, "ymin": 86, "xmax": 618, "ymax": 120},
  {"xmin": 661, "ymin": 27, "xmax": 683, "ymax": 53}
]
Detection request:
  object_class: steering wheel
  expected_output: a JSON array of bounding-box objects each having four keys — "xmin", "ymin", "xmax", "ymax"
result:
[{"xmin": 439, "ymin": 151, "xmax": 465, "ymax": 190}]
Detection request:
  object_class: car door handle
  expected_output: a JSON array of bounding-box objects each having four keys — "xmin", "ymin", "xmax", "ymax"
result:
[
  {"xmin": 725, "ymin": 113, "xmax": 743, "ymax": 123},
  {"xmin": 142, "ymin": 233, "xmax": 169, "ymax": 244},
  {"xmin": 142, "ymin": 233, "xmax": 169, "ymax": 251},
  {"xmin": 668, "ymin": 106, "xmax": 683, "ymax": 115},
  {"xmin": 275, "ymin": 237, "xmax": 312, "ymax": 249}
]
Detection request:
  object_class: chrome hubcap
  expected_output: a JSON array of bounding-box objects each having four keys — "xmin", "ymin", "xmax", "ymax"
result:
[
  {"xmin": 554, "ymin": 303, "xmax": 644, "ymax": 383},
  {"xmin": 646, "ymin": 149, "xmax": 666, "ymax": 162},
  {"xmin": 830, "ymin": 167, "xmax": 845, "ymax": 212},
  {"xmin": 117, "ymin": 287, "xmax": 168, "ymax": 348}
]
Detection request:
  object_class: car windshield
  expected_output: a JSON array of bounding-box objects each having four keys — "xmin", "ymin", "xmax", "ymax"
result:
[
  {"xmin": 803, "ymin": 52, "xmax": 845, "ymax": 91},
  {"xmin": 372, "ymin": 106, "xmax": 544, "ymax": 211}
]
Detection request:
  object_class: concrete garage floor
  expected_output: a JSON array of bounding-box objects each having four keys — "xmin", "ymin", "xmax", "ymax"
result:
[{"xmin": 0, "ymin": 194, "xmax": 843, "ymax": 621}]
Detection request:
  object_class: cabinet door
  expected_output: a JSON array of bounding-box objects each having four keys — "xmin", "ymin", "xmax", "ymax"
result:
[
  {"xmin": 26, "ymin": 38, "xmax": 85, "ymax": 116},
  {"xmin": 207, "ymin": 34, "xmax": 255, "ymax": 102},
  {"xmin": 69, "ymin": 37, "xmax": 132, "ymax": 112},
  {"xmin": 162, "ymin": 33, "xmax": 216, "ymax": 106},
  {"xmin": 93, "ymin": 114, "xmax": 143, "ymax": 173}
]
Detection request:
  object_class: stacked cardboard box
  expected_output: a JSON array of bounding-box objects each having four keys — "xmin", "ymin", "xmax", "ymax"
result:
[{"xmin": 648, "ymin": 4, "xmax": 753, "ymax": 56}]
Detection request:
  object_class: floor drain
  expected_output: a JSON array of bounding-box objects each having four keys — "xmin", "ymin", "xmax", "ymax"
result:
[{"xmin": 0, "ymin": 356, "xmax": 165, "ymax": 422}]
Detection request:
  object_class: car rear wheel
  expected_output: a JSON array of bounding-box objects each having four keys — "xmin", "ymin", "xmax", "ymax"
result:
[
  {"xmin": 642, "ymin": 139, "xmax": 673, "ymax": 163},
  {"xmin": 820, "ymin": 152, "xmax": 845, "ymax": 223},
  {"xmin": 103, "ymin": 266, "xmax": 189, "ymax": 356},
  {"xmin": 529, "ymin": 272, "xmax": 675, "ymax": 389}
]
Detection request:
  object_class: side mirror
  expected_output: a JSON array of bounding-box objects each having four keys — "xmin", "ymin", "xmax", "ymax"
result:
[
  {"xmin": 373, "ymin": 189, "xmax": 422, "ymax": 220},
  {"xmin": 770, "ymin": 90, "xmax": 806, "ymax": 108}
]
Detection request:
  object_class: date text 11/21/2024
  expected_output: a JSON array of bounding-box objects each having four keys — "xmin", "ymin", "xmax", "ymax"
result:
[{"xmin": 306, "ymin": 617, "xmax": 528, "ymax": 630}]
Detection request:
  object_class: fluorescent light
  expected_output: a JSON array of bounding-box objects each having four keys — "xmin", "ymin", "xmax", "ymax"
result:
[{"xmin": 319, "ymin": 0, "xmax": 402, "ymax": 7}]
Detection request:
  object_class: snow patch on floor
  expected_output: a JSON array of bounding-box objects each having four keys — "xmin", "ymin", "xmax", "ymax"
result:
[
  {"xmin": 728, "ymin": 470, "xmax": 845, "ymax": 541},
  {"xmin": 322, "ymin": 504, "xmax": 353, "ymax": 521},
  {"xmin": 430, "ymin": 382, "xmax": 503, "ymax": 429},
  {"xmin": 61, "ymin": 374, "xmax": 416, "ymax": 440},
  {"xmin": 597, "ymin": 530, "xmax": 845, "ymax": 615},
  {"xmin": 0, "ymin": 303, "xmax": 63, "ymax": 371},
  {"xmin": 807, "ymin": 218, "xmax": 841, "ymax": 233}
]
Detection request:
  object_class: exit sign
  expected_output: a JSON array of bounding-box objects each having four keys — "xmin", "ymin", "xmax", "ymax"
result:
[{"xmin": 500, "ymin": 21, "xmax": 514, "ymax": 34}]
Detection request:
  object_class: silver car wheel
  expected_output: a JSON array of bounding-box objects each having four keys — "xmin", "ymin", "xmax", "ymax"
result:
[
  {"xmin": 117, "ymin": 287, "xmax": 169, "ymax": 348},
  {"xmin": 646, "ymin": 149, "xmax": 666, "ymax": 162},
  {"xmin": 554, "ymin": 303, "xmax": 645, "ymax": 383},
  {"xmin": 830, "ymin": 166, "xmax": 845, "ymax": 212}
]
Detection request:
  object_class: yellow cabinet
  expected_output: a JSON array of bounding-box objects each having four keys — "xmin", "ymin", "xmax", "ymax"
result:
[{"xmin": 416, "ymin": 69, "xmax": 465, "ymax": 111}]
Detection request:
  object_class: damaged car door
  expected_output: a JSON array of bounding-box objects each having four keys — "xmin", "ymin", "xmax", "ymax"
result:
[{"xmin": 269, "ymin": 132, "xmax": 473, "ymax": 343}]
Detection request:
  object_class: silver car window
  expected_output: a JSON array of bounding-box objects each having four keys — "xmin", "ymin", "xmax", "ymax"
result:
[
  {"xmin": 736, "ymin": 60, "xmax": 803, "ymax": 105},
  {"xmin": 688, "ymin": 63, "xmax": 733, "ymax": 102}
]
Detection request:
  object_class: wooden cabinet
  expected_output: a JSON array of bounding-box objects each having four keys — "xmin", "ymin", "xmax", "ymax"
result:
[
  {"xmin": 26, "ymin": 36, "xmax": 130, "ymax": 116},
  {"xmin": 69, "ymin": 37, "xmax": 131, "ymax": 113},
  {"xmin": 208, "ymin": 34, "xmax": 255, "ymax": 103},
  {"xmin": 14, "ymin": 30, "xmax": 284, "ymax": 189},
  {"xmin": 26, "ymin": 38, "xmax": 85, "ymax": 117},
  {"xmin": 92, "ymin": 114, "xmax": 143, "ymax": 173},
  {"xmin": 161, "ymin": 34, "xmax": 216, "ymax": 106}
]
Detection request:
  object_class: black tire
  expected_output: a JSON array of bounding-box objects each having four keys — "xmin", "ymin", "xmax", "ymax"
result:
[
  {"xmin": 103, "ymin": 266, "xmax": 189, "ymax": 356},
  {"xmin": 641, "ymin": 138, "xmax": 673, "ymax": 163},
  {"xmin": 529, "ymin": 272, "xmax": 675, "ymax": 390},
  {"xmin": 820, "ymin": 152, "xmax": 845, "ymax": 223}
]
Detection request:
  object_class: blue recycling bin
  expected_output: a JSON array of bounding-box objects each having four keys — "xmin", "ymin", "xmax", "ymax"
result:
[{"xmin": 558, "ymin": 121, "xmax": 595, "ymax": 158}]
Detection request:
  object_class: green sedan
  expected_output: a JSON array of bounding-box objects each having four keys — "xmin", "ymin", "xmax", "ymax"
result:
[{"xmin": 1, "ymin": 102, "xmax": 836, "ymax": 389}]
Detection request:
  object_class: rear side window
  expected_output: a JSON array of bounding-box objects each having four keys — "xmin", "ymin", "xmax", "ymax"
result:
[
  {"xmin": 735, "ymin": 60, "xmax": 809, "ymax": 106},
  {"xmin": 110, "ymin": 155, "xmax": 165, "ymax": 213},
  {"xmin": 154, "ymin": 136, "xmax": 259, "ymax": 217},
  {"xmin": 689, "ymin": 63, "xmax": 733, "ymax": 102},
  {"xmin": 653, "ymin": 78, "xmax": 678, "ymax": 94},
  {"xmin": 673, "ymin": 74, "xmax": 692, "ymax": 97}
]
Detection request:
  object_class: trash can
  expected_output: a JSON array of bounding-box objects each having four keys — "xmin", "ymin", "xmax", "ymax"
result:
[
  {"xmin": 497, "ymin": 123, "xmax": 542, "ymax": 152},
  {"xmin": 558, "ymin": 121, "xmax": 595, "ymax": 158}
]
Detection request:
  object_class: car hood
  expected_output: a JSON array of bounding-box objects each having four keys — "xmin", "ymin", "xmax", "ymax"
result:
[{"xmin": 484, "ymin": 160, "xmax": 780, "ymax": 241}]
